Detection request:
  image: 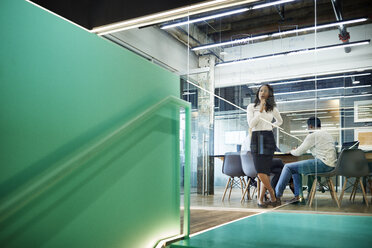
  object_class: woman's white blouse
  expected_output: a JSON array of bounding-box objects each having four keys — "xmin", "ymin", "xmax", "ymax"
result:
[{"xmin": 246, "ymin": 103, "xmax": 283, "ymax": 131}]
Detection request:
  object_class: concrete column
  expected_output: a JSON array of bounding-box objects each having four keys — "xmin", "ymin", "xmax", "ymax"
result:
[{"xmin": 197, "ymin": 55, "xmax": 215, "ymax": 194}]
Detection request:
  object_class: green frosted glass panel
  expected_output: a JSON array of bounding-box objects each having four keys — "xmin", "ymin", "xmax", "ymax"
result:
[{"xmin": 0, "ymin": 1, "xmax": 187, "ymax": 247}]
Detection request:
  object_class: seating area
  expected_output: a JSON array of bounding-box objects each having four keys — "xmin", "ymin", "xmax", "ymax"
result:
[{"xmin": 220, "ymin": 149, "xmax": 372, "ymax": 210}]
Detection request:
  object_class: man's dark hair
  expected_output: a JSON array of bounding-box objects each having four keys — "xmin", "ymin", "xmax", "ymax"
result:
[{"xmin": 307, "ymin": 116, "xmax": 321, "ymax": 128}]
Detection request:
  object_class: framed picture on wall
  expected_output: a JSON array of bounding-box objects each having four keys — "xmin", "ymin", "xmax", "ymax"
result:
[
  {"xmin": 354, "ymin": 100, "xmax": 372, "ymax": 122},
  {"xmin": 354, "ymin": 128, "xmax": 372, "ymax": 150}
]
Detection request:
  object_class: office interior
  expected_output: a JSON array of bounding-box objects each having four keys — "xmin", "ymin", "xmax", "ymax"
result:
[{"xmin": 1, "ymin": 0, "xmax": 372, "ymax": 247}]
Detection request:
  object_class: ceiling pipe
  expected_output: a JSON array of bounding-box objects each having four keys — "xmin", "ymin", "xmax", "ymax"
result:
[
  {"xmin": 275, "ymin": 4, "xmax": 285, "ymax": 21},
  {"xmin": 331, "ymin": 0, "xmax": 351, "ymax": 53},
  {"xmin": 175, "ymin": 26, "xmax": 224, "ymax": 62}
]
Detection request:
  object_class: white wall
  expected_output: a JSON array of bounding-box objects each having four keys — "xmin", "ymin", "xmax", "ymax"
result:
[
  {"xmin": 110, "ymin": 26, "xmax": 199, "ymax": 74},
  {"xmin": 215, "ymin": 23, "xmax": 372, "ymax": 87},
  {"xmin": 108, "ymin": 24, "xmax": 372, "ymax": 88}
]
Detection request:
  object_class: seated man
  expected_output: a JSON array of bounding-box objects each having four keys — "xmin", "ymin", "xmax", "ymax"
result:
[
  {"xmin": 271, "ymin": 158, "xmax": 293, "ymax": 191},
  {"xmin": 275, "ymin": 117, "xmax": 337, "ymax": 202}
]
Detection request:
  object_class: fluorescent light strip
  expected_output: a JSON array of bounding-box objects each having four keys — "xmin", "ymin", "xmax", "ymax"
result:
[
  {"xmin": 216, "ymin": 40, "xmax": 370, "ymax": 67},
  {"xmin": 93, "ymin": 0, "xmax": 229, "ymax": 34},
  {"xmin": 287, "ymin": 40, "xmax": 370, "ymax": 55},
  {"xmin": 291, "ymin": 126, "xmax": 372, "ymax": 133},
  {"xmin": 162, "ymin": 0, "xmax": 295, "ymax": 31},
  {"xmin": 292, "ymin": 116, "xmax": 332, "ymax": 121},
  {"xmin": 243, "ymin": 67, "xmax": 372, "ymax": 87},
  {"xmin": 249, "ymin": 73, "xmax": 371, "ymax": 88},
  {"xmin": 182, "ymin": 92, "xmax": 196, "ymax": 95},
  {"xmin": 280, "ymin": 106, "xmax": 356, "ymax": 114},
  {"xmin": 252, "ymin": 0, "xmax": 295, "ymax": 9},
  {"xmin": 277, "ymin": 93, "xmax": 372, "ymax": 104},
  {"xmin": 271, "ymin": 18, "xmax": 368, "ymax": 37},
  {"xmin": 161, "ymin": 8, "xmax": 248, "ymax": 29},
  {"xmin": 274, "ymin": 85, "xmax": 371, "ymax": 96},
  {"xmin": 320, "ymin": 123, "xmax": 336, "ymax": 126},
  {"xmin": 287, "ymin": 109, "xmax": 367, "ymax": 117},
  {"xmin": 192, "ymin": 17, "xmax": 368, "ymax": 51},
  {"xmin": 193, "ymin": 34, "xmax": 270, "ymax": 50},
  {"xmin": 302, "ymin": 123, "xmax": 338, "ymax": 128},
  {"xmin": 348, "ymin": 112, "xmax": 371, "ymax": 116},
  {"xmin": 334, "ymin": 115, "xmax": 368, "ymax": 117},
  {"xmin": 287, "ymin": 112, "xmax": 328, "ymax": 116},
  {"xmin": 324, "ymin": 93, "xmax": 372, "ymax": 99}
]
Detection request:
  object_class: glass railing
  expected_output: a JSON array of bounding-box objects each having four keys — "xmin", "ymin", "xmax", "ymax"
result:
[{"xmin": 0, "ymin": 96, "xmax": 191, "ymax": 248}]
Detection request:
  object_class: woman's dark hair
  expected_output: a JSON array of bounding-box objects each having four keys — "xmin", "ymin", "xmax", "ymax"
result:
[
  {"xmin": 307, "ymin": 116, "xmax": 321, "ymax": 128},
  {"xmin": 254, "ymin": 84, "xmax": 276, "ymax": 112}
]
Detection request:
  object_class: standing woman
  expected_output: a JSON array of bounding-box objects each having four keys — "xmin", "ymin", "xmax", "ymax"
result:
[{"xmin": 247, "ymin": 84, "xmax": 282, "ymax": 207}]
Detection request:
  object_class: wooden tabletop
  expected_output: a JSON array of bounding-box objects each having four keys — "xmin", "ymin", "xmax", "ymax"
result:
[
  {"xmin": 365, "ymin": 150, "xmax": 372, "ymax": 161},
  {"xmin": 209, "ymin": 153, "xmax": 313, "ymax": 164},
  {"xmin": 210, "ymin": 150, "xmax": 372, "ymax": 163}
]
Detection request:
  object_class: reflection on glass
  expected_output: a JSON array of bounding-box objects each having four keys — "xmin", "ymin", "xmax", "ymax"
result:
[{"xmin": 112, "ymin": 0, "xmax": 372, "ymax": 216}]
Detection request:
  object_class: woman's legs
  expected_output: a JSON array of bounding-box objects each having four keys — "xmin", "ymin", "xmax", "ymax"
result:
[
  {"xmin": 251, "ymin": 153, "xmax": 277, "ymax": 204},
  {"xmin": 259, "ymin": 181, "xmax": 266, "ymax": 204},
  {"xmin": 258, "ymin": 173, "xmax": 276, "ymax": 203}
]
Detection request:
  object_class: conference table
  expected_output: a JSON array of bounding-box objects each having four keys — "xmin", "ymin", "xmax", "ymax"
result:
[
  {"xmin": 206, "ymin": 152, "xmax": 311, "ymax": 195},
  {"xmin": 205, "ymin": 150, "xmax": 372, "ymax": 195}
]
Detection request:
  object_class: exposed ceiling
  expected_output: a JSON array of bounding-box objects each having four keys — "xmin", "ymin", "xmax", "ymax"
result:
[
  {"xmin": 197, "ymin": 0, "xmax": 371, "ymax": 41},
  {"xmin": 28, "ymin": 0, "xmax": 372, "ymax": 58},
  {"xmin": 159, "ymin": 0, "xmax": 372, "ymax": 56}
]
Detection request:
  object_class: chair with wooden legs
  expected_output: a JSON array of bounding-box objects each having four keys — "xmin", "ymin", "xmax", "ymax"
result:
[
  {"xmin": 221, "ymin": 152, "xmax": 246, "ymax": 201},
  {"xmin": 307, "ymin": 153, "xmax": 343, "ymax": 208},
  {"xmin": 338, "ymin": 149, "xmax": 369, "ymax": 207},
  {"xmin": 240, "ymin": 151, "xmax": 259, "ymax": 202},
  {"xmin": 307, "ymin": 174, "xmax": 340, "ymax": 208}
]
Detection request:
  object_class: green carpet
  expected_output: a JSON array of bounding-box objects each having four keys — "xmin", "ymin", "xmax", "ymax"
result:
[{"xmin": 171, "ymin": 212, "xmax": 372, "ymax": 248}]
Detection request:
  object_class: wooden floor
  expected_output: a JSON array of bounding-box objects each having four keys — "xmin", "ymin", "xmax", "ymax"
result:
[
  {"xmin": 181, "ymin": 209, "xmax": 258, "ymax": 234},
  {"xmin": 187, "ymin": 186, "xmax": 372, "ymax": 214}
]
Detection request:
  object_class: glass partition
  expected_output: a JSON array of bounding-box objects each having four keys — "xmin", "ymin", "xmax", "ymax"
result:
[
  {"xmin": 113, "ymin": 0, "xmax": 371, "ymax": 236},
  {"xmin": 180, "ymin": 0, "xmax": 372, "ymax": 216},
  {"xmin": 5, "ymin": 0, "xmax": 372, "ymax": 246}
]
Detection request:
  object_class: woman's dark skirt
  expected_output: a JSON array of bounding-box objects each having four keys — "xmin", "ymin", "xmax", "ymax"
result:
[{"xmin": 250, "ymin": 130, "xmax": 276, "ymax": 175}]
